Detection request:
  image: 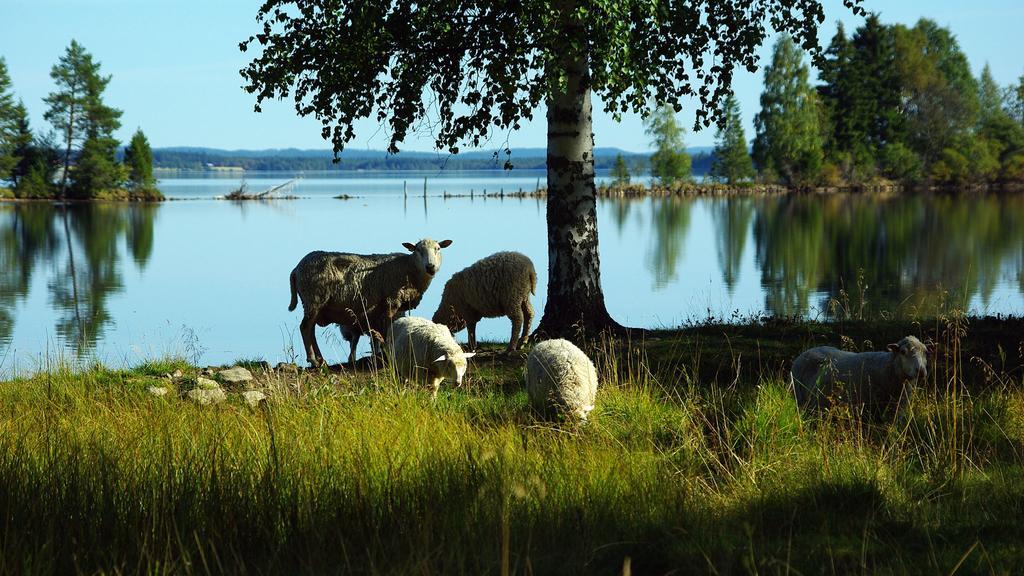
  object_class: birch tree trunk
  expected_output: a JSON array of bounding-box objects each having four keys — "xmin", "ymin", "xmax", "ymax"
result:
[{"xmin": 533, "ymin": 48, "xmax": 623, "ymax": 339}]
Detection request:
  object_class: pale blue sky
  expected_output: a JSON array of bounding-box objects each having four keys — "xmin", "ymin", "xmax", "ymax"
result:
[{"xmin": 2, "ymin": 0, "xmax": 1022, "ymax": 154}]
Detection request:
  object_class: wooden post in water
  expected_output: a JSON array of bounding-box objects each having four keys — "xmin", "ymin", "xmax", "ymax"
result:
[
  {"xmin": 403, "ymin": 180, "xmax": 407, "ymax": 198},
  {"xmin": 423, "ymin": 177, "xmax": 427, "ymax": 198}
]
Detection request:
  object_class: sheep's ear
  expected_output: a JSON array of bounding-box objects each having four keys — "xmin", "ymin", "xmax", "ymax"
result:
[
  {"xmin": 438, "ymin": 239, "xmax": 453, "ymax": 248},
  {"xmin": 433, "ymin": 354, "xmax": 448, "ymax": 363},
  {"xmin": 402, "ymin": 242, "xmax": 416, "ymax": 252},
  {"xmin": 887, "ymin": 343, "xmax": 899, "ymax": 354},
  {"xmin": 462, "ymin": 352, "xmax": 477, "ymax": 359}
]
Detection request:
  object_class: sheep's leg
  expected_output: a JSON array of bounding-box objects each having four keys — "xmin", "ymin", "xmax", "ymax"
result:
[
  {"xmin": 347, "ymin": 332, "xmax": 359, "ymax": 369},
  {"xmin": 519, "ymin": 299, "xmax": 533, "ymax": 348},
  {"xmin": 507, "ymin": 307, "xmax": 524, "ymax": 352},
  {"xmin": 431, "ymin": 376, "xmax": 443, "ymax": 400},
  {"xmin": 467, "ymin": 320, "xmax": 478, "ymax": 350},
  {"xmin": 300, "ymin": 315, "xmax": 323, "ymax": 367}
]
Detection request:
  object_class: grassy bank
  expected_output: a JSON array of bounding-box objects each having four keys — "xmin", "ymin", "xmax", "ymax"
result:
[{"xmin": 1, "ymin": 318, "xmax": 1023, "ymax": 574}]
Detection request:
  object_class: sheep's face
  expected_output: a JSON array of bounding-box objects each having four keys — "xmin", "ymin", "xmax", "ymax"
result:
[
  {"xmin": 887, "ymin": 336, "xmax": 930, "ymax": 385},
  {"xmin": 434, "ymin": 351, "xmax": 476, "ymax": 386},
  {"xmin": 403, "ymin": 238, "xmax": 452, "ymax": 278}
]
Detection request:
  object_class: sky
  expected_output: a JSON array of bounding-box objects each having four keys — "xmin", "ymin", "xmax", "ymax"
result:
[{"xmin": 2, "ymin": 0, "xmax": 1023, "ymax": 155}]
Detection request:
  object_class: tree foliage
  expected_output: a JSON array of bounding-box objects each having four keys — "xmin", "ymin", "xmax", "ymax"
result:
[
  {"xmin": 753, "ymin": 35, "xmax": 823, "ymax": 186},
  {"xmin": 0, "ymin": 58, "xmax": 19, "ymax": 183},
  {"xmin": 124, "ymin": 128, "xmax": 155, "ymax": 191},
  {"xmin": 709, "ymin": 94, "xmax": 754, "ymax": 184},
  {"xmin": 241, "ymin": 1, "xmax": 864, "ymax": 159},
  {"xmin": 646, "ymin": 105, "xmax": 691, "ymax": 185},
  {"xmin": 44, "ymin": 40, "xmax": 123, "ymax": 198},
  {"xmin": 610, "ymin": 154, "xmax": 630, "ymax": 186}
]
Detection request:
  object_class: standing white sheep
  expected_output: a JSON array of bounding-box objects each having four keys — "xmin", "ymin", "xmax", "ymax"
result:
[
  {"xmin": 526, "ymin": 339, "xmax": 599, "ymax": 421},
  {"xmin": 288, "ymin": 238, "xmax": 452, "ymax": 367},
  {"xmin": 432, "ymin": 251, "xmax": 537, "ymax": 352},
  {"xmin": 791, "ymin": 335, "xmax": 932, "ymax": 413},
  {"xmin": 388, "ymin": 316, "xmax": 476, "ymax": 398}
]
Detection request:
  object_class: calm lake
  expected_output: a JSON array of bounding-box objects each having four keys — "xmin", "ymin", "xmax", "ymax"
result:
[{"xmin": 3, "ymin": 170, "xmax": 1023, "ymax": 371}]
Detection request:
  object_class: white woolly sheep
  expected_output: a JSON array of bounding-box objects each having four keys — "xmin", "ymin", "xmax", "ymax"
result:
[
  {"xmin": 791, "ymin": 335, "xmax": 932, "ymax": 414},
  {"xmin": 387, "ymin": 316, "xmax": 476, "ymax": 398},
  {"xmin": 526, "ymin": 339, "xmax": 599, "ymax": 421},
  {"xmin": 288, "ymin": 238, "xmax": 452, "ymax": 367},
  {"xmin": 432, "ymin": 251, "xmax": 537, "ymax": 352}
]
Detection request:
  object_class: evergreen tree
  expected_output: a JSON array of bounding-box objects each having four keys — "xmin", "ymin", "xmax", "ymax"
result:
[
  {"xmin": 44, "ymin": 40, "xmax": 123, "ymax": 198},
  {"xmin": 10, "ymin": 101, "xmax": 38, "ymax": 187},
  {"xmin": 817, "ymin": 22, "xmax": 873, "ymax": 177},
  {"xmin": 645, "ymin": 105, "xmax": 692, "ymax": 186},
  {"xmin": 610, "ymin": 153, "xmax": 630, "ymax": 186},
  {"xmin": 0, "ymin": 57, "xmax": 19, "ymax": 183},
  {"xmin": 852, "ymin": 15, "xmax": 904, "ymax": 153},
  {"xmin": 979, "ymin": 64, "xmax": 1006, "ymax": 124},
  {"xmin": 709, "ymin": 94, "xmax": 754, "ymax": 184},
  {"xmin": 753, "ymin": 35, "xmax": 824, "ymax": 186},
  {"xmin": 1010, "ymin": 74, "xmax": 1024, "ymax": 125}
]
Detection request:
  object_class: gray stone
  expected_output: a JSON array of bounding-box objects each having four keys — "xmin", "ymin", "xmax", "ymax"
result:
[
  {"xmin": 196, "ymin": 376, "xmax": 220, "ymax": 390},
  {"xmin": 188, "ymin": 387, "xmax": 226, "ymax": 405},
  {"xmin": 148, "ymin": 386, "xmax": 169, "ymax": 397},
  {"xmin": 242, "ymin": 390, "xmax": 267, "ymax": 408},
  {"xmin": 218, "ymin": 366, "xmax": 254, "ymax": 387}
]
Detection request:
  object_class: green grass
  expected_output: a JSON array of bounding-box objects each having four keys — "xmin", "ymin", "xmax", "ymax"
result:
[{"xmin": 0, "ymin": 318, "xmax": 1022, "ymax": 574}]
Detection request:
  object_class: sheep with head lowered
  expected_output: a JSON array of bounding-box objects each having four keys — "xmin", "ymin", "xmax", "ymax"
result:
[
  {"xmin": 526, "ymin": 339, "xmax": 599, "ymax": 422},
  {"xmin": 288, "ymin": 238, "xmax": 452, "ymax": 367},
  {"xmin": 791, "ymin": 335, "xmax": 932, "ymax": 414},
  {"xmin": 432, "ymin": 251, "xmax": 537, "ymax": 352},
  {"xmin": 387, "ymin": 316, "xmax": 476, "ymax": 398}
]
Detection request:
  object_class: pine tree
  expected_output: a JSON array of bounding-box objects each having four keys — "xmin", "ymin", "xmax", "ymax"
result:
[
  {"xmin": 10, "ymin": 101, "xmax": 36, "ymax": 187},
  {"xmin": 709, "ymin": 94, "xmax": 754, "ymax": 184},
  {"xmin": 0, "ymin": 57, "xmax": 19, "ymax": 183},
  {"xmin": 645, "ymin": 105, "xmax": 692, "ymax": 186},
  {"xmin": 44, "ymin": 40, "xmax": 123, "ymax": 198},
  {"xmin": 123, "ymin": 128, "xmax": 157, "ymax": 195},
  {"xmin": 610, "ymin": 153, "xmax": 630, "ymax": 186},
  {"xmin": 752, "ymin": 35, "xmax": 824, "ymax": 186}
]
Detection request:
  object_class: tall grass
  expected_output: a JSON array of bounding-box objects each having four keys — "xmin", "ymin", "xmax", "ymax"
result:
[{"xmin": 0, "ymin": 319, "xmax": 1022, "ymax": 574}]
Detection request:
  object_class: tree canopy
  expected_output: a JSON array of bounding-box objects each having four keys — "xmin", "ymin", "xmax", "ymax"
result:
[
  {"xmin": 753, "ymin": 35, "xmax": 824, "ymax": 186},
  {"xmin": 646, "ymin": 105, "xmax": 691, "ymax": 185},
  {"xmin": 241, "ymin": 0, "xmax": 864, "ymax": 159},
  {"xmin": 709, "ymin": 93, "xmax": 755, "ymax": 184}
]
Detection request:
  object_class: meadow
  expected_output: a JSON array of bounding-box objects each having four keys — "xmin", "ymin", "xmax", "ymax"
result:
[{"xmin": 0, "ymin": 315, "xmax": 1022, "ymax": 574}]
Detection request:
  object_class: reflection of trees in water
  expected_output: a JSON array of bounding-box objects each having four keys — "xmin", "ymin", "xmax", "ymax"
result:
[
  {"xmin": 0, "ymin": 203, "xmax": 159, "ymax": 354},
  {"xmin": 711, "ymin": 198, "xmax": 755, "ymax": 293},
  {"xmin": 754, "ymin": 196, "xmax": 827, "ymax": 316},
  {"xmin": 754, "ymin": 194, "xmax": 1024, "ymax": 317},
  {"xmin": 0, "ymin": 205, "xmax": 61, "ymax": 343},
  {"xmin": 646, "ymin": 197, "xmax": 692, "ymax": 288}
]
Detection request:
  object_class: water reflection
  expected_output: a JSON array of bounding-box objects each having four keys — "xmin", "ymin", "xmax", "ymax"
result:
[
  {"xmin": 0, "ymin": 190, "xmax": 1021, "ymax": 365},
  {"xmin": 1, "ymin": 203, "xmax": 159, "ymax": 355},
  {"xmin": 712, "ymin": 198, "xmax": 755, "ymax": 293},
  {"xmin": 647, "ymin": 198, "xmax": 692, "ymax": 288},
  {"xmin": 746, "ymin": 194, "xmax": 1024, "ymax": 317}
]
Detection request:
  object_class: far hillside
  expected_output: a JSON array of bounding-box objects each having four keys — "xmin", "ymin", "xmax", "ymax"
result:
[{"xmin": 151, "ymin": 146, "xmax": 715, "ymax": 174}]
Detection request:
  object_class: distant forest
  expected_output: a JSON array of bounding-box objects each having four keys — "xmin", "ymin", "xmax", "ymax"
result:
[{"xmin": 151, "ymin": 147, "xmax": 714, "ymax": 175}]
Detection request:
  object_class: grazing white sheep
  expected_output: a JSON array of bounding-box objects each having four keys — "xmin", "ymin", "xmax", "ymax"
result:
[
  {"xmin": 288, "ymin": 238, "xmax": 452, "ymax": 367},
  {"xmin": 526, "ymin": 339, "xmax": 599, "ymax": 421},
  {"xmin": 432, "ymin": 251, "xmax": 537, "ymax": 351},
  {"xmin": 388, "ymin": 316, "xmax": 476, "ymax": 398},
  {"xmin": 791, "ymin": 335, "xmax": 932, "ymax": 413}
]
